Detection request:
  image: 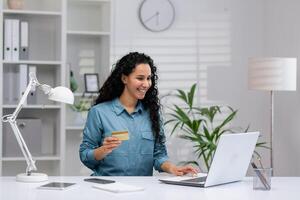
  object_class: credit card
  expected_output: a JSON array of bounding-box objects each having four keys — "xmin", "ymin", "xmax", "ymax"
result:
[{"xmin": 111, "ymin": 130, "xmax": 129, "ymax": 141}]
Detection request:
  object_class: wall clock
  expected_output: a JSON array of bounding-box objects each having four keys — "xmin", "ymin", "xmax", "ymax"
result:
[{"xmin": 138, "ymin": 0, "xmax": 175, "ymax": 32}]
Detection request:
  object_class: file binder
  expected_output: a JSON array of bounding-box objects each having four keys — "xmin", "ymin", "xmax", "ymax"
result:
[
  {"xmin": 12, "ymin": 19, "xmax": 20, "ymax": 61},
  {"xmin": 27, "ymin": 65, "xmax": 37, "ymax": 104},
  {"xmin": 20, "ymin": 21, "xmax": 29, "ymax": 60},
  {"xmin": 3, "ymin": 67, "xmax": 14, "ymax": 104},
  {"xmin": 12, "ymin": 66, "xmax": 19, "ymax": 104},
  {"xmin": 4, "ymin": 19, "xmax": 13, "ymax": 61},
  {"xmin": 19, "ymin": 64, "xmax": 28, "ymax": 105}
]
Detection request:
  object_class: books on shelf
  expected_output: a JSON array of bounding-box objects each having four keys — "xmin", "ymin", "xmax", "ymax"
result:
[{"xmin": 3, "ymin": 19, "xmax": 29, "ymax": 61}]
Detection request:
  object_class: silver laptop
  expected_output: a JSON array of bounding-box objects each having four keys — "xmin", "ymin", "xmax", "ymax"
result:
[{"xmin": 159, "ymin": 132, "xmax": 259, "ymax": 187}]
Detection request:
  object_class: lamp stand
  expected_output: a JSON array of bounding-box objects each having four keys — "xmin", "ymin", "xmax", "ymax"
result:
[
  {"xmin": 16, "ymin": 173, "xmax": 48, "ymax": 183},
  {"xmin": 270, "ymin": 91, "xmax": 274, "ymax": 176},
  {"xmin": 2, "ymin": 72, "xmax": 74, "ymax": 182}
]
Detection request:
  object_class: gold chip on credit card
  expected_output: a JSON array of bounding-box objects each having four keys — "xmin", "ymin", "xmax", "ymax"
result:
[{"xmin": 111, "ymin": 130, "xmax": 129, "ymax": 141}]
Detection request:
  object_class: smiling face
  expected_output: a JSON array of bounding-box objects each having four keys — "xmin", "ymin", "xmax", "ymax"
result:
[{"xmin": 121, "ymin": 63, "xmax": 152, "ymax": 101}]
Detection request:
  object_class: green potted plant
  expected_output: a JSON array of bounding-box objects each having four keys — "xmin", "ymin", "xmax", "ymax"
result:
[
  {"xmin": 165, "ymin": 84, "xmax": 267, "ymax": 172},
  {"xmin": 71, "ymin": 98, "xmax": 92, "ymax": 125}
]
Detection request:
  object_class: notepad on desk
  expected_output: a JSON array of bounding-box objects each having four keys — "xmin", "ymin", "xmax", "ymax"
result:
[{"xmin": 93, "ymin": 182, "xmax": 144, "ymax": 193}]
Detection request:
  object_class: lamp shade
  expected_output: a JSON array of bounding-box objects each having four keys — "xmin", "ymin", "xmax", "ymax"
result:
[
  {"xmin": 48, "ymin": 86, "xmax": 74, "ymax": 104},
  {"xmin": 248, "ymin": 57, "xmax": 297, "ymax": 91}
]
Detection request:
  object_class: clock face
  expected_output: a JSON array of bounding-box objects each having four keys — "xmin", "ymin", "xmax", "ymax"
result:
[{"xmin": 139, "ymin": 0, "xmax": 175, "ymax": 32}]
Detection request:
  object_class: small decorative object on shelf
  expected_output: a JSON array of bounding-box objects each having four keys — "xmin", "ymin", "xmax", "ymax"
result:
[
  {"xmin": 7, "ymin": 0, "xmax": 24, "ymax": 9},
  {"xmin": 71, "ymin": 97, "xmax": 92, "ymax": 125},
  {"xmin": 71, "ymin": 98, "xmax": 91, "ymax": 113},
  {"xmin": 70, "ymin": 70, "xmax": 78, "ymax": 93},
  {"xmin": 84, "ymin": 73, "xmax": 99, "ymax": 93}
]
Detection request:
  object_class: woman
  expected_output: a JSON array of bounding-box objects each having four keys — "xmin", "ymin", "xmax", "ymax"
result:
[{"xmin": 79, "ymin": 52, "xmax": 197, "ymax": 176}]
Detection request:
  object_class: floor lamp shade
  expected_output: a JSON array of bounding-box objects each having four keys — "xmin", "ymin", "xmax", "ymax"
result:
[{"xmin": 248, "ymin": 57, "xmax": 297, "ymax": 91}]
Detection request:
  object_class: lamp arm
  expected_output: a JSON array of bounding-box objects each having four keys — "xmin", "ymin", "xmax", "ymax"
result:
[
  {"xmin": 11, "ymin": 74, "xmax": 40, "ymax": 120},
  {"xmin": 8, "ymin": 120, "xmax": 37, "ymax": 174},
  {"xmin": 1, "ymin": 73, "xmax": 40, "ymax": 175}
]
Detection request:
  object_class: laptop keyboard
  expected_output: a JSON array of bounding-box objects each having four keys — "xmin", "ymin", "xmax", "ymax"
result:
[{"xmin": 182, "ymin": 176, "xmax": 207, "ymax": 183}]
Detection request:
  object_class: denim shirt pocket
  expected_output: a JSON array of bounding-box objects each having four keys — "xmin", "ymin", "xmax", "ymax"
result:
[
  {"xmin": 103, "ymin": 131, "xmax": 128, "ymax": 155},
  {"xmin": 140, "ymin": 131, "xmax": 155, "ymax": 155}
]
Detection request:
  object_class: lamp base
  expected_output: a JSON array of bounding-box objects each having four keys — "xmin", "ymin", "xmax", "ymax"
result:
[{"xmin": 16, "ymin": 173, "xmax": 48, "ymax": 182}]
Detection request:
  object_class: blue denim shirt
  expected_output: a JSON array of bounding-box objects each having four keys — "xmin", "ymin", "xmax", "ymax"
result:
[{"xmin": 79, "ymin": 98, "xmax": 169, "ymax": 176}]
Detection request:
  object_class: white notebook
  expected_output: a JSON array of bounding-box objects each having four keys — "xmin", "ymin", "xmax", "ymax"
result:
[{"xmin": 93, "ymin": 182, "xmax": 144, "ymax": 193}]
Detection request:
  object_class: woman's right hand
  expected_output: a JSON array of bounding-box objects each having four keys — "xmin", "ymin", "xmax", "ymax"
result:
[{"xmin": 94, "ymin": 137, "xmax": 122, "ymax": 160}]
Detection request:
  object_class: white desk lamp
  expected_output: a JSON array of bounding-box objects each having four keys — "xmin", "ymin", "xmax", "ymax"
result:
[
  {"xmin": 248, "ymin": 57, "xmax": 297, "ymax": 175},
  {"xmin": 2, "ymin": 72, "xmax": 74, "ymax": 182}
]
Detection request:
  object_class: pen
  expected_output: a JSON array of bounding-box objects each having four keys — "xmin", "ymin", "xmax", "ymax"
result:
[{"xmin": 251, "ymin": 162, "xmax": 271, "ymax": 190}]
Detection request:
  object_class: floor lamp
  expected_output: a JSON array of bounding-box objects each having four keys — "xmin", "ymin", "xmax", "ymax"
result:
[{"xmin": 248, "ymin": 57, "xmax": 297, "ymax": 176}]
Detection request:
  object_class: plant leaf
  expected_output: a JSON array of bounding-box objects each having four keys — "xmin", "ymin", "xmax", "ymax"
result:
[
  {"xmin": 176, "ymin": 89, "xmax": 188, "ymax": 103},
  {"xmin": 187, "ymin": 83, "xmax": 196, "ymax": 109}
]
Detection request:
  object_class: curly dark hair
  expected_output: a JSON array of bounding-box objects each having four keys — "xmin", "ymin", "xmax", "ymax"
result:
[{"xmin": 95, "ymin": 52, "xmax": 162, "ymax": 141}]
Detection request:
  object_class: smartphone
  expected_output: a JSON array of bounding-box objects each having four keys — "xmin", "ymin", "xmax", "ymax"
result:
[{"xmin": 84, "ymin": 178, "xmax": 115, "ymax": 184}]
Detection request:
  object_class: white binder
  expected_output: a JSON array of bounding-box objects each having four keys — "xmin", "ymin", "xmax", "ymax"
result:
[
  {"xmin": 20, "ymin": 21, "xmax": 29, "ymax": 60},
  {"xmin": 27, "ymin": 65, "xmax": 37, "ymax": 104},
  {"xmin": 3, "ymin": 67, "xmax": 14, "ymax": 103},
  {"xmin": 12, "ymin": 19, "xmax": 20, "ymax": 61},
  {"xmin": 19, "ymin": 64, "xmax": 28, "ymax": 105},
  {"xmin": 4, "ymin": 19, "xmax": 13, "ymax": 61}
]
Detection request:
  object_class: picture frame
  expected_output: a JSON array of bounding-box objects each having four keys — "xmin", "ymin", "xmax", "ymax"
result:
[{"xmin": 84, "ymin": 73, "xmax": 99, "ymax": 93}]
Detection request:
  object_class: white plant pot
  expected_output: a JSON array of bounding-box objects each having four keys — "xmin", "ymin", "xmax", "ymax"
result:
[{"xmin": 74, "ymin": 111, "xmax": 88, "ymax": 126}]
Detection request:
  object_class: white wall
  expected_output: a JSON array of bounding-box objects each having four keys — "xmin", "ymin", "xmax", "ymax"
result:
[
  {"xmin": 263, "ymin": 0, "xmax": 300, "ymax": 176},
  {"xmin": 112, "ymin": 0, "xmax": 299, "ymax": 176}
]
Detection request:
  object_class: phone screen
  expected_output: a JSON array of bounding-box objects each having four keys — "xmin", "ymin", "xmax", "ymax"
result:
[{"xmin": 84, "ymin": 178, "xmax": 115, "ymax": 184}]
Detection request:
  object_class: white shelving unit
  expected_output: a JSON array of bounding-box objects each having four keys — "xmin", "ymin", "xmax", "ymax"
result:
[
  {"xmin": 3, "ymin": 60, "xmax": 62, "ymax": 65},
  {"xmin": 3, "ymin": 9, "xmax": 62, "ymax": 16},
  {"xmin": 0, "ymin": 0, "xmax": 111, "ymax": 176},
  {"xmin": 64, "ymin": 0, "xmax": 111, "ymax": 175},
  {"xmin": 67, "ymin": 30, "xmax": 110, "ymax": 36}
]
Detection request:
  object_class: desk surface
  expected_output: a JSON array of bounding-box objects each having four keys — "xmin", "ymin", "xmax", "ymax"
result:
[{"xmin": 0, "ymin": 176, "xmax": 298, "ymax": 200}]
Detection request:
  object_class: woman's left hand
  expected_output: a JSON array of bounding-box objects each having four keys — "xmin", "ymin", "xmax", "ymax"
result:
[{"xmin": 169, "ymin": 165, "xmax": 199, "ymax": 176}]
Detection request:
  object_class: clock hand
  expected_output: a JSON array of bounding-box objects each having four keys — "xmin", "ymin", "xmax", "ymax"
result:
[
  {"xmin": 156, "ymin": 12, "xmax": 160, "ymax": 26},
  {"xmin": 144, "ymin": 11, "xmax": 159, "ymax": 24}
]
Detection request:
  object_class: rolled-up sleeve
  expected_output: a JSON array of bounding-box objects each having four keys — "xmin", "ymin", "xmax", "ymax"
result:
[
  {"xmin": 153, "ymin": 118, "xmax": 169, "ymax": 172},
  {"xmin": 79, "ymin": 107, "xmax": 103, "ymax": 170}
]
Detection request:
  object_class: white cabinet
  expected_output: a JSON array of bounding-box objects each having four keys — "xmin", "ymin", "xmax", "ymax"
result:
[{"xmin": 0, "ymin": 0, "xmax": 111, "ymax": 176}]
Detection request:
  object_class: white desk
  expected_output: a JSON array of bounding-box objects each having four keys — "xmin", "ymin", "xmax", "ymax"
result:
[{"xmin": 0, "ymin": 176, "xmax": 298, "ymax": 200}]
